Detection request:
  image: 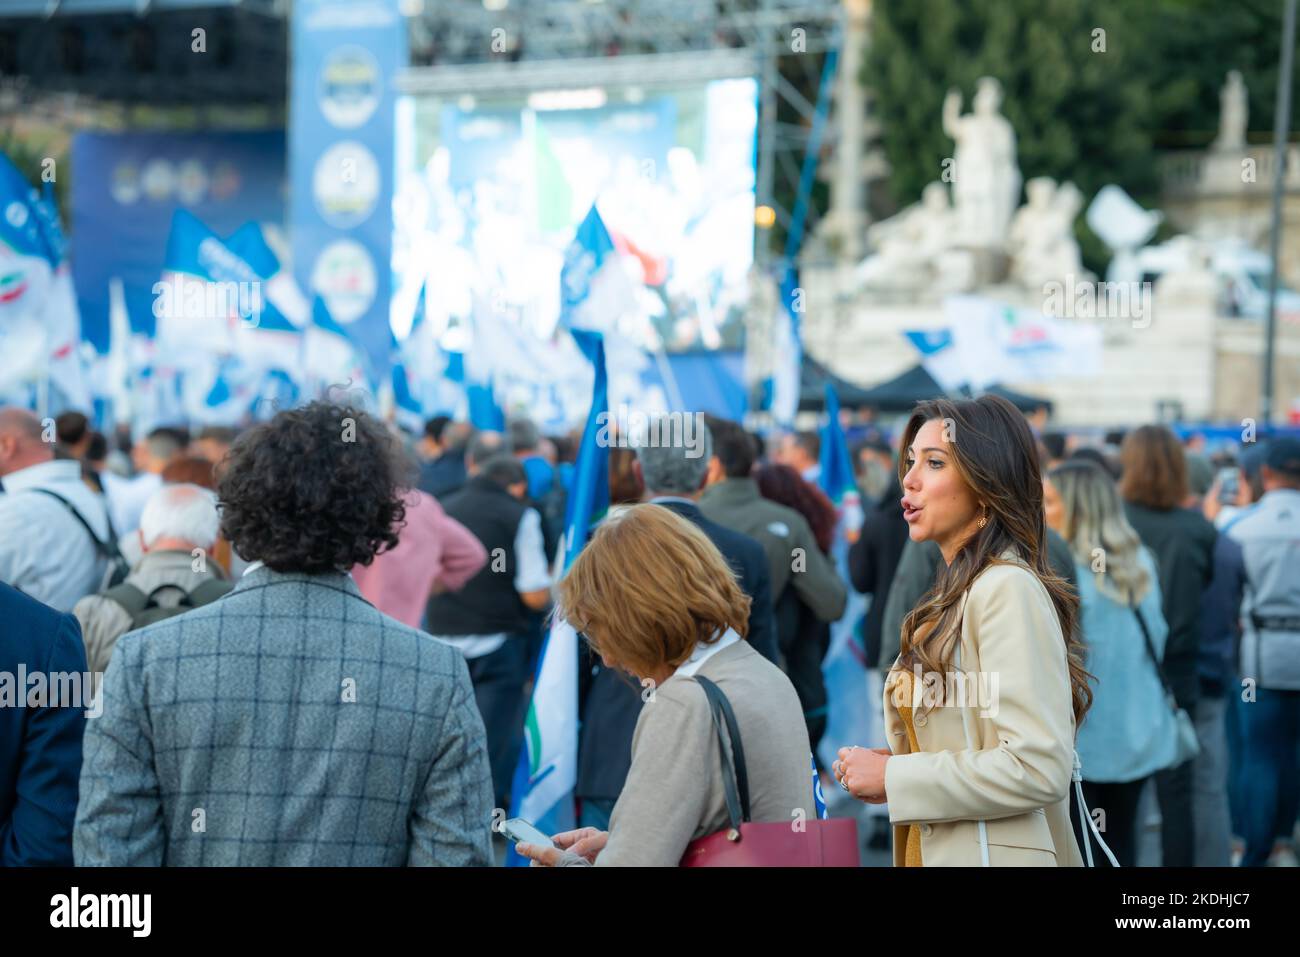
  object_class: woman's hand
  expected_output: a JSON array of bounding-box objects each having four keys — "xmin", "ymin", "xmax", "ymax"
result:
[
  {"xmin": 516, "ymin": 827, "xmax": 608, "ymax": 867},
  {"xmin": 515, "ymin": 841, "xmax": 563, "ymax": 867},
  {"xmin": 554, "ymin": 827, "xmax": 608, "ymax": 863},
  {"xmin": 835, "ymin": 746, "xmax": 891, "ymax": 804}
]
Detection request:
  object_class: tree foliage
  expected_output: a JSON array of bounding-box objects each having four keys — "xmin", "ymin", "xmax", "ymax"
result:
[{"xmin": 863, "ymin": 0, "xmax": 1288, "ymax": 272}]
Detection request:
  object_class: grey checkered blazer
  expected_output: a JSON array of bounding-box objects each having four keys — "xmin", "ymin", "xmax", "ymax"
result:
[{"xmin": 74, "ymin": 566, "xmax": 494, "ymax": 866}]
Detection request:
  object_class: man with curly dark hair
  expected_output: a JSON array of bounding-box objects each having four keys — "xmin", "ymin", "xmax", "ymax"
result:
[{"xmin": 75, "ymin": 401, "xmax": 495, "ymax": 866}]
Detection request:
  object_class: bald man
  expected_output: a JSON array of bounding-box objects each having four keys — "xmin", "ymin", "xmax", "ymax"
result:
[{"xmin": 0, "ymin": 408, "xmax": 113, "ymax": 610}]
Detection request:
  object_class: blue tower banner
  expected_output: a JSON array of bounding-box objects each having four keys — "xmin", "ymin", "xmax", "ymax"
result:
[{"xmin": 290, "ymin": 0, "xmax": 406, "ymax": 382}]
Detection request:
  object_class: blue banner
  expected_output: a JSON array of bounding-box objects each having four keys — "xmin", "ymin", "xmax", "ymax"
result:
[
  {"xmin": 70, "ymin": 130, "xmax": 285, "ymax": 352},
  {"xmin": 290, "ymin": 0, "xmax": 405, "ymax": 383}
]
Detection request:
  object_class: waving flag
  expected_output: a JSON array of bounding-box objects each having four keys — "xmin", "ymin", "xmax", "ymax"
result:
[
  {"xmin": 559, "ymin": 205, "xmax": 640, "ymax": 337},
  {"xmin": 903, "ymin": 328, "xmax": 967, "ymax": 394},
  {"xmin": 506, "ymin": 329, "xmax": 609, "ymax": 866},
  {"xmin": 302, "ymin": 296, "xmax": 369, "ymax": 389},
  {"xmin": 769, "ymin": 266, "xmax": 802, "ymax": 427},
  {"xmin": 819, "ymin": 383, "xmax": 862, "ymax": 526},
  {"xmin": 0, "ymin": 152, "xmax": 90, "ymax": 410}
]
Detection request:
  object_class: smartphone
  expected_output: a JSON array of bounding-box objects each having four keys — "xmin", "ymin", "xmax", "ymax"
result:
[
  {"xmin": 497, "ymin": 817, "xmax": 557, "ymax": 848},
  {"xmin": 1217, "ymin": 467, "xmax": 1240, "ymax": 505}
]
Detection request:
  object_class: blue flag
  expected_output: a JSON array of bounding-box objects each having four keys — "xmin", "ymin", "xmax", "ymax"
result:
[
  {"xmin": 819, "ymin": 383, "xmax": 859, "ymax": 513},
  {"xmin": 505, "ymin": 329, "xmax": 608, "ymax": 866}
]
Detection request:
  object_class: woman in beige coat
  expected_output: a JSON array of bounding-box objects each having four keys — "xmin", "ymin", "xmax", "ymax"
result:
[{"xmin": 834, "ymin": 395, "xmax": 1093, "ymax": 866}]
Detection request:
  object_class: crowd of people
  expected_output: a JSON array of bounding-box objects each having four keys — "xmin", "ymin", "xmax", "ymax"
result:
[{"xmin": 0, "ymin": 395, "xmax": 1295, "ymax": 868}]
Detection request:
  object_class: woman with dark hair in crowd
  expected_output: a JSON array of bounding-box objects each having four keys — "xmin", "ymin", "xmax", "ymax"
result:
[
  {"xmin": 755, "ymin": 464, "xmax": 836, "ymax": 553},
  {"xmin": 1119, "ymin": 425, "xmax": 1217, "ymax": 867},
  {"xmin": 754, "ymin": 462, "xmax": 838, "ymax": 749},
  {"xmin": 835, "ymin": 394, "xmax": 1092, "ymax": 866}
]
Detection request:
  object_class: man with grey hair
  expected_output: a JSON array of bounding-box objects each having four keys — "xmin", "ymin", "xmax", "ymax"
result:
[
  {"xmin": 0, "ymin": 407, "xmax": 114, "ymax": 610},
  {"xmin": 73, "ymin": 483, "xmax": 231, "ymax": 688},
  {"xmin": 630, "ymin": 420, "xmax": 776, "ymax": 663},
  {"xmin": 574, "ymin": 415, "xmax": 778, "ymax": 830}
]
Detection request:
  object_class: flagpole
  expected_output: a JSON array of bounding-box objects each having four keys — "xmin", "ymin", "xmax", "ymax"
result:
[{"xmin": 1263, "ymin": 0, "xmax": 1298, "ymax": 425}]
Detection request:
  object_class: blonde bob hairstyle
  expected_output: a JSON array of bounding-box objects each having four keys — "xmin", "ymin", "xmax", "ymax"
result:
[{"xmin": 557, "ymin": 503, "xmax": 752, "ymax": 678}]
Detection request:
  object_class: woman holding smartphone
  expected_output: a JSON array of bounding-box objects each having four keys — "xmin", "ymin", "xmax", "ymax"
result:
[
  {"xmin": 516, "ymin": 503, "xmax": 813, "ymax": 867},
  {"xmin": 834, "ymin": 395, "xmax": 1092, "ymax": 866}
]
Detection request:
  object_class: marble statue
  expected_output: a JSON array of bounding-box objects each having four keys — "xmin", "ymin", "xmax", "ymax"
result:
[
  {"xmin": 854, "ymin": 181, "xmax": 976, "ymax": 293},
  {"xmin": 1213, "ymin": 70, "xmax": 1248, "ymax": 152},
  {"xmin": 1009, "ymin": 178, "xmax": 1090, "ymax": 289},
  {"xmin": 943, "ymin": 77, "xmax": 1022, "ymax": 248}
]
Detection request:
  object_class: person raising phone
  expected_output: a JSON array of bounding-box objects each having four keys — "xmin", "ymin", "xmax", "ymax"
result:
[{"xmin": 834, "ymin": 395, "xmax": 1092, "ymax": 866}]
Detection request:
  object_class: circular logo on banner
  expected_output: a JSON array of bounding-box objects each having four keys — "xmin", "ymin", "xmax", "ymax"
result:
[
  {"xmin": 176, "ymin": 160, "xmax": 209, "ymax": 205},
  {"xmin": 312, "ymin": 141, "xmax": 380, "ymax": 228},
  {"xmin": 318, "ymin": 46, "xmax": 381, "ymax": 129},
  {"xmin": 111, "ymin": 164, "xmax": 141, "ymax": 206},
  {"xmin": 210, "ymin": 161, "xmax": 241, "ymax": 201},
  {"xmin": 141, "ymin": 159, "xmax": 175, "ymax": 202},
  {"xmin": 5, "ymin": 201, "xmax": 28, "ymax": 229},
  {"xmin": 311, "ymin": 239, "xmax": 377, "ymax": 324}
]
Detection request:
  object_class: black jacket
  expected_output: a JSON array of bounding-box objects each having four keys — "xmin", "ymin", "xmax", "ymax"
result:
[
  {"xmin": 576, "ymin": 499, "xmax": 779, "ymax": 801},
  {"xmin": 417, "ymin": 450, "xmax": 468, "ymax": 501},
  {"xmin": 848, "ymin": 479, "xmax": 910, "ymax": 667},
  {"xmin": 424, "ymin": 476, "xmax": 531, "ymax": 637},
  {"xmin": 1124, "ymin": 502, "xmax": 1217, "ymax": 711}
]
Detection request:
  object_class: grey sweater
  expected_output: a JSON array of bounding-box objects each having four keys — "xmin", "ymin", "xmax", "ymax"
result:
[{"xmin": 566, "ymin": 640, "xmax": 813, "ymax": 866}]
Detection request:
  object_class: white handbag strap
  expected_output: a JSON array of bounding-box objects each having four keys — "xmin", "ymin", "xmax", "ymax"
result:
[
  {"xmin": 1072, "ymin": 750, "xmax": 1121, "ymax": 867},
  {"xmin": 955, "ymin": 642, "xmax": 1119, "ymax": 867}
]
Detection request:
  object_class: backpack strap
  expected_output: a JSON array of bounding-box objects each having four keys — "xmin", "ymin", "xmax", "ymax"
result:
[
  {"xmin": 140, "ymin": 578, "xmax": 233, "ymax": 610},
  {"xmin": 101, "ymin": 582, "xmax": 151, "ymax": 619},
  {"xmin": 188, "ymin": 578, "xmax": 234, "ymax": 605},
  {"xmin": 27, "ymin": 487, "xmax": 117, "ymax": 556}
]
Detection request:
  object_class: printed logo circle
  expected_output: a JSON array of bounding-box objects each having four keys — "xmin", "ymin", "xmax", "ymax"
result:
[
  {"xmin": 5, "ymin": 201, "xmax": 28, "ymax": 228},
  {"xmin": 176, "ymin": 160, "xmax": 209, "ymax": 205},
  {"xmin": 111, "ymin": 164, "xmax": 141, "ymax": 206},
  {"xmin": 311, "ymin": 239, "xmax": 377, "ymax": 324},
  {"xmin": 319, "ymin": 46, "xmax": 381, "ymax": 129},
  {"xmin": 141, "ymin": 158, "xmax": 175, "ymax": 202},
  {"xmin": 312, "ymin": 141, "xmax": 380, "ymax": 228}
]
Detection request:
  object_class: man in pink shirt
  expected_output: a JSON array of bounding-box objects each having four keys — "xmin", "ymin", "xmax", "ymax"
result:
[{"xmin": 352, "ymin": 489, "xmax": 488, "ymax": 628}]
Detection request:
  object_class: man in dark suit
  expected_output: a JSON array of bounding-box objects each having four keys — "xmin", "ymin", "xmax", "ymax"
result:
[
  {"xmin": 417, "ymin": 418, "xmax": 473, "ymax": 501},
  {"xmin": 576, "ymin": 416, "xmax": 778, "ymax": 829},
  {"xmin": 0, "ymin": 582, "xmax": 88, "ymax": 866}
]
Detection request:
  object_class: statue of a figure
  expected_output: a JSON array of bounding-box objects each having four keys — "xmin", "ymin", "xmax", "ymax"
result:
[
  {"xmin": 1213, "ymin": 70, "xmax": 1248, "ymax": 152},
  {"xmin": 854, "ymin": 181, "xmax": 975, "ymax": 293},
  {"xmin": 943, "ymin": 77, "xmax": 1022, "ymax": 249},
  {"xmin": 1009, "ymin": 178, "xmax": 1090, "ymax": 289}
]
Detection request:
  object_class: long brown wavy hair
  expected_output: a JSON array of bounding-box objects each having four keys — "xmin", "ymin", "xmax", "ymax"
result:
[{"xmin": 896, "ymin": 395, "xmax": 1092, "ymax": 727}]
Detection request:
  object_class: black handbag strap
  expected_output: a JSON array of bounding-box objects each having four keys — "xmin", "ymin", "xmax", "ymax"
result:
[
  {"xmin": 1131, "ymin": 605, "xmax": 1177, "ymax": 703},
  {"xmin": 695, "ymin": 675, "xmax": 751, "ymax": 827}
]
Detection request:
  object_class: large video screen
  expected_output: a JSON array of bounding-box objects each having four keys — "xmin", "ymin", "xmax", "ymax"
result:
[{"xmin": 393, "ymin": 77, "xmax": 758, "ymax": 355}]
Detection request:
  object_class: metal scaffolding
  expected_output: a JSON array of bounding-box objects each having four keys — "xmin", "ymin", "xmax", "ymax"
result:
[{"xmin": 403, "ymin": 0, "xmax": 847, "ymax": 266}]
